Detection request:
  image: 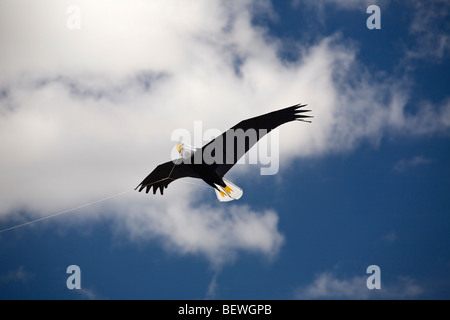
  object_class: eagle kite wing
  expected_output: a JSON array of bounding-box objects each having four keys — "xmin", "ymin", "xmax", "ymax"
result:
[
  {"xmin": 134, "ymin": 160, "xmax": 201, "ymax": 195},
  {"xmin": 201, "ymin": 103, "xmax": 312, "ymax": 177}
]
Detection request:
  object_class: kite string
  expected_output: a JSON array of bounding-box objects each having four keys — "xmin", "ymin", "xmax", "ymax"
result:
[
  {"xmin": 178, "ymin": 179, "xmax": 211, "ymax": 189},
  {"xmin": 0, "ymin": 180, "xmax": 209, "ymax": 234},
  {"xmin": 0, "ymin": 189, "xmax": 132, "ymax": 234}
]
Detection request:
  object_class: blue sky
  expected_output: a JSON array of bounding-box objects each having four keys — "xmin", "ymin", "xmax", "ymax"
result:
[{"xmin": 1, "ymin": 0, "xmax": 449, "ymax": 300}]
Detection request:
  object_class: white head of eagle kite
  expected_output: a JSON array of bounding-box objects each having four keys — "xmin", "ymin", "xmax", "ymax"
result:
[{"xmin": 135, "ymin": 103, "xmax": 312, "ymax": 201}]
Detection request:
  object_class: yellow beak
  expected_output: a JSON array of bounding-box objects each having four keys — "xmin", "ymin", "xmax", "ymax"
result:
[{"xmin": 176, "ymin": 143, "xmax": 183, "ymax": 154}]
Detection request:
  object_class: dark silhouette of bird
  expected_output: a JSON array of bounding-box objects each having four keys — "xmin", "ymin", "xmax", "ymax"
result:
[{"xmin": 135, "ymin": 103, "xmax": 312, "ymax": 201}]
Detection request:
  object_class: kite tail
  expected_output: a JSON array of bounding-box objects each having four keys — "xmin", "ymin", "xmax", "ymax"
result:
[{"xmin": 214, "ymin": 178, "xmax": 243, "ymax": 202}]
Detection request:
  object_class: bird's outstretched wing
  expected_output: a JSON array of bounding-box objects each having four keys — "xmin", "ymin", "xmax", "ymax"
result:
[
  {"xmin": 201, "ymin": 103, "xmax": 312, "ymax": 177},
  {"xmin": 135, "ymin": 160, "xmax": 201, "ymax": 195}
]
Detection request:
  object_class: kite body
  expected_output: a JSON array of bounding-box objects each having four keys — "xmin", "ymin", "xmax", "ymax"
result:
[{"xmin": 135, "ymin": 103, "xmax": 312, "ymax": 201}]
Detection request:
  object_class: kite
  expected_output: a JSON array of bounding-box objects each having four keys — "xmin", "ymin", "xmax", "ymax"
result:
[{"xmin": 135, "ymin": 103, "xmax": 312, "ymax": 201}]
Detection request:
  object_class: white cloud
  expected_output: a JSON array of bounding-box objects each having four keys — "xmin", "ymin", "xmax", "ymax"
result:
[
  {"xmin": 113, "ymin": 198, "xmax": 284, "ymax": 268},
  {"xmin": 0, "ymin": 266, "xmax": 32, "ymax": 283},
  {"xmin": 0, "ymin": 0, "xmax": 449, "ymax": 267},
  {"xmin": 73, "ymin": 287, "xmax": 98, "ymax": 300},
  {"xmin": 393, "ymin": 156, "xmax": 432, "ymax": 173},
  {"xmin": 406, "ymin": 0, "xmax": 450, "ymax": 61},
  {"xmin": 295, "ymin": 272, "xmax": 424, "ymax": 299},
  {"xmin": 295, "ymin": 272, "xmax": 369, "ymax": 299},
  {"xmin": 380, "ymin": 231, "xmax": 397, "ymax": 243},
  {"xmin": 292, "ymin": 0, "xmax": 389, "ymax": 27},
  {"xmin": 401, "ymin": 99, "xmax": 450, "ymax": 135},
  {"xmin": 205, "ymin": 272, "xmax": 220, "ymax": 300},
  {"xmin": 296, "ymin": 0, "xmax": 384, "ymax": 11}
]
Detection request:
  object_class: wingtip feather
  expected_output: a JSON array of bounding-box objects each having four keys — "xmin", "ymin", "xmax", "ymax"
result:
[{"xmin": 293, "ymin": 103, "xmax": 311, "ymax": 118}]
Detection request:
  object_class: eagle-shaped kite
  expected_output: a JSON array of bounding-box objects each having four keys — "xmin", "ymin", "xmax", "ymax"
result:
[{"xmin": 135, "ymin": 103, "xmax": 312, "ymax": 201}]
